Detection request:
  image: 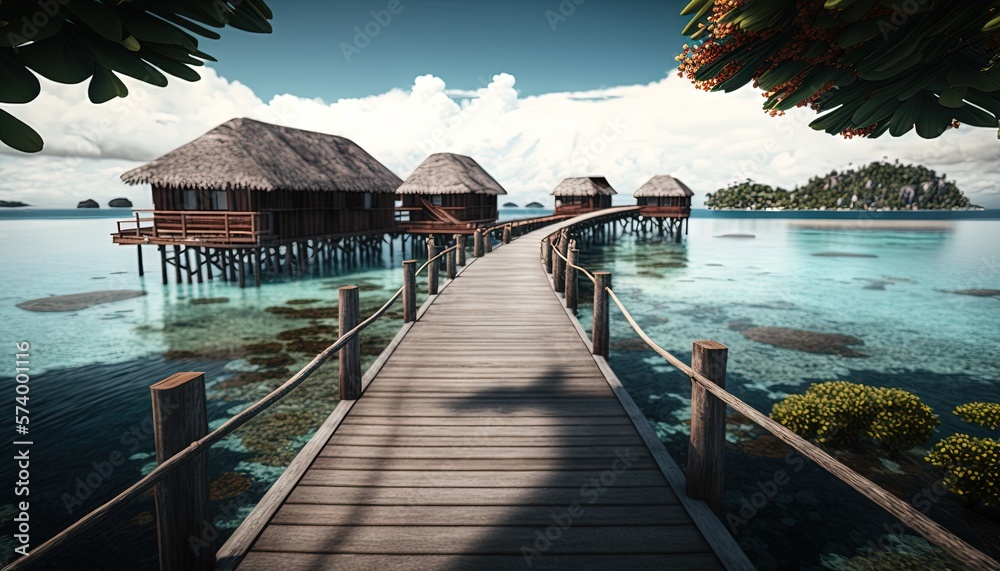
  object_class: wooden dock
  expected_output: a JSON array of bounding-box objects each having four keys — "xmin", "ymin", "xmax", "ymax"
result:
[{"xmin": 222, "ymin": 209, "xmax": 748, "ymax": 570}]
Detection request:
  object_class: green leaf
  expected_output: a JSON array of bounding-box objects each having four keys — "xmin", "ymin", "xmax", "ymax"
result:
[
  {"xmin": 14, "ymin": 34, "xmax": 94, "ymax": 84},
  {"xmin": 73, "ymin": 29, "xmax": 168, "ymax": 87},
  {"xmin": 88, "ymin": 64, "xmax": 128, "ymax": 103},
  {"xmin": 0, "ymin": 50, "xmax": 41, "ymax": 103},
  {"xmin": 65, "ymin": 0, "xmax": 123, "ymax": 42},
  {"xmin": 0, "ymin": 109, "xmax": 43, "ymax": 153}
]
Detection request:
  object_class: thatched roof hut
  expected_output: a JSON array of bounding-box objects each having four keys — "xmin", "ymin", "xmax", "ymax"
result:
[
  {"xmin": 396, "ymin": 153, "xmax": 506, "ymax": 233},
  {"xmin": 121, "ymin": 117, "xmax": 402, "ymax": 192},
  {"xmin": 551, "ymin": 177, "xmax": 617, "ymax": 198},
  {"xmin": 395, "ymin": 153, "xmax": 506, "ymax": 196},
  {"xmin": 114, "ymin": 118, "xmax": 402, "ymax": 246},
  {"xmin": 634, "ymin": 175, "xmax": 694, "ymax": 198},
  {"xmin": 634, "ymin": 175, "xmax": 694, "ymax": 222},
  {"xmin": 551, "ymin": 176, "xmax": 616, "ymax": 215}
]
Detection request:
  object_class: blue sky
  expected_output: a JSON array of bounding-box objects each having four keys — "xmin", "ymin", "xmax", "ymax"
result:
[
  {"xmin": 1, "ymin": 1, "xmax": 998, "ymax": 209},
  {"xmin": 209, "ymin": 0, "xmax": 689, "ymax": 100}
]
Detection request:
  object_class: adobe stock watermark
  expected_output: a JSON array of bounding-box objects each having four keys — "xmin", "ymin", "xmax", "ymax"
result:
[
  {"xmin": 340, "ymin": 0, "xmax": 413, "ymax": 63},
  {"xmin": 520, "ymin": 447, "xmax": 638, "ymax": 567},
  {"xmin": 59, "ymin": 400, "xmax": 181, "ymax": 515},
  {"xmin": 571, "ymin": 117, "xmax": 627, "ymax": 169},
  {"xmin": 187, "ymin": 489, "xmax": 254, "ymax": 557},
  {"xmin": 545, "ymin": 0, "xmax": 586, "ymax": 31},
  {"xmin": 3, "ymin": 0, "xmax": 71, "ymax": 51},
  {"xmin": 878, "ymin": 0, "xmax": 930, "ymax": 40}
]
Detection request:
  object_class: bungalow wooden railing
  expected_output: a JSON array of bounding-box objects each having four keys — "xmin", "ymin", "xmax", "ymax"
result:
[
  {"xmin": 540, "ymin": 223, "xmax": 1000, "ymax": 571},
  {"xmin": 115, "ymin": 210, "xmax": 273, "ymax": 243},
  {"xmin": 2, "ymin": 239, "xmax": 469, "ymax": 571}
]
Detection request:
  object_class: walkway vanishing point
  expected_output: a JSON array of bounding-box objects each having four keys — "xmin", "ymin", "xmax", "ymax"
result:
[{"xmin": 217, "ymin": 207, "xmax": 752, "ymax": 571}]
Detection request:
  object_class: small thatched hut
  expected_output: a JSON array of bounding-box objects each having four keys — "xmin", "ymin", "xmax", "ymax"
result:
[
  {"xmin": 116, "ymin": 117, "xmax": 402, "ymax": 246},
  {"xmin": 551, "ymin": 176, "xmax": 616, "ymax": 215},
  {"xmin": 633, "ymin": 175, "xmax": 694, "ymax": 240},
  {"xmin": 395, "ymin": 153, "xmax": 507, "ymax": 234},
  {"xmin": 634, "ymin": 175, "xmax": 694, "ymax": 218}
]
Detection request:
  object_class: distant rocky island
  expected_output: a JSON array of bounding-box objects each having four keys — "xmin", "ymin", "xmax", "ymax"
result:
[
  {"xmin": 502, "ymin": 202, "xmax": 518, "ymax": 208},
  {"xmin": 77, "ymin": 199, "xmax": 99, "ymax": 208},
  {"xmin": 525, "ymin": 202, "xmax": 544, "ymax": 208},
  {"xmin": 705, "ymin": 161, "xmax": 981, "ymax": 211},
  {"xmin": 0, "ymin": 200, "xmax": 29, "ymax": 207}
]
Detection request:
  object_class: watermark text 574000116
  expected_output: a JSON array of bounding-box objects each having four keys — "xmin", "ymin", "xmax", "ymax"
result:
[{"xmin": 12, "ymin": 341, "xmax": 33, "ymax": 557}]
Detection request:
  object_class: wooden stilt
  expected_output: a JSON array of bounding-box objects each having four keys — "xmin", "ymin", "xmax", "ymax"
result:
[
  {"xmin": 253, "ymin": 248, "xmax": 261, "ymax": 288},
  {"xmin": 206, "ymin": 249, "xmax": 214, "ymax": 281},
  {"xmin": 137, "ymin": 245, "xmax": 144, "ymax": 277},
  {"xmin": 159, "ymin": 245, "xmax": 167, "ymax": 285},
  {"xmin": 172, "ymin": 245, "xmax": 182, "ymax": 283},
  {"xmin": 184, "ymin": 248, "xmax": 193, "ymax": 284}
]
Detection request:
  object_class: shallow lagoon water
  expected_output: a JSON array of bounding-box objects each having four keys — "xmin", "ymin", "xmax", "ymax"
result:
[
  {"xmin": 1, "ymin": 209, "xmax": 997, "ymax": 568},
  {"xmin": 576, "ymin": 215, "xmax": 1000, "ymax": 570}
]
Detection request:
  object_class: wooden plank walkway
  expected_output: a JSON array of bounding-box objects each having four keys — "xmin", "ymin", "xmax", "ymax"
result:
[{"xmin": 231, "ymin": 211, "xmax": 740, "ymax": 570}]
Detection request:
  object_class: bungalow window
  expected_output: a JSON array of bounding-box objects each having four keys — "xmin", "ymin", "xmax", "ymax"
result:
[
  {"xmin": 183, "ymin": 190, "xmax": 199, "ymax": 210},
  {"xmin": 431, "ymin": 195, "xmax": 443, "ymax": 207},
  {"xmin": 211, "ymin": 190, "xmax": 229, "ymax": 210},
  {"xmin": 363, "ymin": 192, "xmax": 373, "ymax": 210}
]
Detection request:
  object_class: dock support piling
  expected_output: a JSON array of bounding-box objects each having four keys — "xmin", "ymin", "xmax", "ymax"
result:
[
  {"xmin": 565, "ymin": 242, "xmax": 579, "ymax": 311},
  {"xmin": 455, "ymin": 234, "xmax": 466, "ymax": 266},
  {"xmin": 237, "ymin": 250, "xmax": 246, "ymax": 289},
  {"xmin": 686, "ymin": 340, "xmax": 728, "ymax": 518},
  {"xmin": 172, "ymin": 246, "xmax": 182, "ymax": 284},
  {"xmin": 338, "ymin": 286, "xmax": 362, "ymax": 400},
  {"xmin": 426, "ymin": 239, "xmax": 439, "ymax": 296},
  {"xmin": 484, "ymin": 231, "xmax": 492, "ymax": 254},
  {"xmin": 150, "ymin": 372, "xmax": 214, "ymax": 571},
  {"xmin": 473, "ymin": 229, "xmax": 484, "ymax": 258},
  {"xmin": 159, "ymin": 246, "xmax": 167, "ymax": 285},
  {"xmin": 446, "ymin": 248, "xmax": 456, "ymax": 280},
  {"xmin": 554, "ymin": 232, "xmax": 567, "ymax": 294},
  {"xmin": 137, "ymin": 246, "xmax": 144, "ymax": 277},
  {"xmin": 503, "ymin": 225, "xmax": 511, "ymax": 244},
  {"xmin": 543, "ymin": 237, "xmax": 553, "ymax": 274},
  {"xmin": 253, "ymin": 249, "xmax": 261, "ymax": 288},
  {"xmin": 592, "ymin": 272, "xmax": 611, "ymax": 357},
  {"xmin": 402, "ymin": 260, "xmax": 417, "ymax": 323}
]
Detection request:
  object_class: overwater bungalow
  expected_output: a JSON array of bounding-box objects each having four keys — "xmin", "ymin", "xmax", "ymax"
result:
[
  {"xmin": 551, "ymin": 176, "xmax": 616, "ymax": 216},
  {"xmin": 634, "ymin": 174, "xmax": 694, "ymax": 240},
  {"xmin": 113, "ymin": 118, "xmax": 403, "ymax": 286},
  {"xmin": 395, "ymin": 153, "xmax": 506, "ymax": 234}
]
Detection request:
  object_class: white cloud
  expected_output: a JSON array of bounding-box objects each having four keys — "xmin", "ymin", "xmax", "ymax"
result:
[{"xmin": 1, "ymin": 67, "xmax": 998, "ymax": 208}]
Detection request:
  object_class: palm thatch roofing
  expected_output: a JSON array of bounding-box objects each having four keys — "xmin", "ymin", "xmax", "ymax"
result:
[
  {"xmin": 120, "ymin": 118, "xmax": 402, "ymax": 193},
  {"xmin": 550, "ymin": 176, "xmax": 617, "ymax": 197},
  {"xmin": 396, "ymin": 153, "xmax": 507, "ymax": 195},
  {"xmin": 634, "ymin": 175, "xmax": 694, "ymax": 198}
]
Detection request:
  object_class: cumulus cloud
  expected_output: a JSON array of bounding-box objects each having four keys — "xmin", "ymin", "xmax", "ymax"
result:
[{"xmin": 1, "ymin": 67, "xmax": 998, "ymax": 208}]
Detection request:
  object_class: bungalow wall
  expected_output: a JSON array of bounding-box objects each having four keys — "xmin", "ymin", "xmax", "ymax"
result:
[
  {"xmin": 554, "ymin": 195, "xmax": 612, "ymax": 215},
  {"xmin": 400, "ymin": 194, "xmax": 497, "ymax": 224},
  {"xmin": 151, "ymin": 185, "xmax": 396, "ymax": 239}
]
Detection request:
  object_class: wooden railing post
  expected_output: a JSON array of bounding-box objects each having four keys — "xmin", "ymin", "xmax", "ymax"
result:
[
  {"xmin": 473, "ymin": 229, "xmax": 484, "ymax": 257},
  {"xmin": 503, "ymin": 225, "xmax": 511, "ymax": 244},
  {"xmin": 338, "ymin": 286, "xmax": 362, "ymax": 400},
  {"xmin": 554, "ymin": 232, "xmax": 567, "ymax": 294},
  {"xmin": 454, "ymin": 234, "xmax": 466, "ymax": 266},
  {"xmin": 402, "ymin": 259, "xmax": 416, "ymax": 323},
  {"xmin": 565, "ymin": 241, "xmax": 579, "ymax": 311},
  {"xmin": 543, "ymin": 237, "xmax": 553, "ymax": 274},
  {"xmin": 687, "ymin": 340, "xmax": 728, "ymax": 517},
  {"xmin": 484, "ymin": 230, "xmax": 493, "ymax": 253},
  {"xmin": 426, "ymin": 239, "xmax": 439, "ymax": 295},
  {"xmin": 592, "ymin": 272, "xmax": 611, "ymax": 357},
  {"xmin": 150, "ymin": 372, "xmax": 213, "ymax": 571},
  {"xmin": 446, "ymin": 248, "xmax": 456, "ymax": 280}
]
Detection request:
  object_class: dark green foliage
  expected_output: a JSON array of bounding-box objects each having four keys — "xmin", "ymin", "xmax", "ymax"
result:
[
  {"xmin": 0, "ymin": 0, "xmax": 273, "ymax": 153},
  {"xmin": 704, "ymin": 161, "xmax": 975, "ymax": 211}
]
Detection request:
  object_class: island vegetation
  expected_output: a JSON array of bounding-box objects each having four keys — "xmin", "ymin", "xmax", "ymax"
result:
[
  {"xmin": 0, "ymin": 200, "xmax": 29, "ymax": 207},
  {"xmin": 705, "ymin": 161, "xmax": 978, "ymax": 211}
]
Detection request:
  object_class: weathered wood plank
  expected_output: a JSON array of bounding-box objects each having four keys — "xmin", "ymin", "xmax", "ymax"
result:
[
  {"xmin": 325, "ymin": 434, "xmax": 645, "ymax": 447},
  {"xmin": 320, "ymin": 445, "xmax": 650, "ymax": 460},
  {"xmin": 333, "ymin": 424, "xmax": 637, "ymax": 438},
  {"xmin": 238, "ymin": 552, "xmax": 721, "ymax": 571},
  {"xmin": 298, "ymin": 469, "xmax": 666, "ymax": 488},
  {"xmin": 251, "ymin": 524, "xmax": 713, "ymax": 555},
  {"xmin": 285, "ymin": 485, "xmax": 679, "ymax": 506},
  {"xmin": 307, "ymin": 457, "xmax": 658, "ymax": 471},
  {"xmin": 271, "ymin": 504, "xmax": 689, "ymax": 526}
]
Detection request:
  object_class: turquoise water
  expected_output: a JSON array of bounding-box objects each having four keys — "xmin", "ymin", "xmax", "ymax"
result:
[
  {"xmin": 574, "ymin": 216, "xmax": 1000, "ymax": 570},
  {"xmin": 1, "ymin": 210, "xmax": 997, "ymax": 569}
]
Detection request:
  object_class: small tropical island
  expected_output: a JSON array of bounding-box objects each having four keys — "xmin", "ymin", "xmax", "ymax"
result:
[
  {"xmin": 502, "ymin": 201, "xmax": 518, "ymax": 207},
  {"xmin": 706, "ymin": 161, "xmax": 981, "ymax": 211},
  {"xmin": 0, "ymin": 200, "xmax": 30, "ymax": 207},
  {"xmin": 525, "ymin": 201, "xmax": 544, "ymax": 208}
]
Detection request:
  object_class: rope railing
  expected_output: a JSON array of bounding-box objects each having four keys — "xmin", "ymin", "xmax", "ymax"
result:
[{"xmin": 540, "ymin": 216, "xmax": 1000, "ymax": 571}]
